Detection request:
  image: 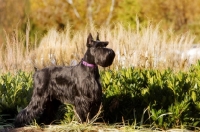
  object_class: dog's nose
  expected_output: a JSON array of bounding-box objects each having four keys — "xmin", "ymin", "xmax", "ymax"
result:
[
  {"xmin": 104, "ymin": 42, "xmax": 108, "ymax": 47},
  {"xmin": 110, "ymin": 49, "xmax": 115, "ymax": 56}
]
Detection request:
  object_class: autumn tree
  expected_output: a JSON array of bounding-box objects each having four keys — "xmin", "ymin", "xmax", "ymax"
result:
[
  {"xmin": 138, "ymin": 0, "xmax": 200, "ymax": 34},
  {"xmin": 0, "ymin": 0, "xmax": 28, "ymax": 44},
  {"xmin": 29, "ymin": 0, "xmax": 116, "ymax": 31}
]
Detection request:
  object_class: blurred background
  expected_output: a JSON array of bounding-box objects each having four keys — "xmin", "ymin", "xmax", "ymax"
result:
[
  {"xmin": 0, "ymin": 0, "xmax": 200, "ymax": 72},
  {"xmin": 1, "ymin": 0, "xmax": 200, "ymax": 45}
]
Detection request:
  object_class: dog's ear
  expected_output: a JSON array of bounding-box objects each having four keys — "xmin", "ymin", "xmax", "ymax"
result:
[
  {"xmin": 96, "ymin": 32, "xmax": 100, "ymax": 41},
  {"xmin": 87, "ymin": 33, "xmax": 94, "ymax": 47}
]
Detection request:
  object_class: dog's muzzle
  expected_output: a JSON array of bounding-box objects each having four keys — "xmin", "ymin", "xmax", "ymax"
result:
[{"xmin": 95, "ymin": 48, "xmax": 115, "ymax": 67}]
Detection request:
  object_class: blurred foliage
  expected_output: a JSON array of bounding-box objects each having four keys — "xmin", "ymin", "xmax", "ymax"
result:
[
  {"xmin": 0, "ymin": 0, "xmax": 28, "ymax": 45},
  {"xmin": 0, "ymin": 0, "xmax": 200, "ymax": 45},
  {"xmin": 137, "ymin": 0, "xmax": 200, "ymax": 40},
  {"xmin": 29, "ymin": 0, "xmax": 114, "ymax": 30}
]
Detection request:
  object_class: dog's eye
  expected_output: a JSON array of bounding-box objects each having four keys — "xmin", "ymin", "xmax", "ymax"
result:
[{"xmin": 95, "ymin": 44, "xmax": 102, "ymax": 48}]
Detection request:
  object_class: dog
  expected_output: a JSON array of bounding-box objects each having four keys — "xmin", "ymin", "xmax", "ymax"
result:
[{"xmin": 14, "ymin": 33, "xmax": 115, "ymax": 127}]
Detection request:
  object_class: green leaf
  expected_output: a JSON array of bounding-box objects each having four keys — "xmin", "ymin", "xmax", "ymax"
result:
[{"xmin": 191, "ymin": 90, "xmax": 197, "ymax": 102}]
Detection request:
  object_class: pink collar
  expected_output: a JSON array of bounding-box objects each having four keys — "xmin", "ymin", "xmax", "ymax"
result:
[{"xmin": 82, "ymin": 60, "xmax": 96, "ymax": 68}]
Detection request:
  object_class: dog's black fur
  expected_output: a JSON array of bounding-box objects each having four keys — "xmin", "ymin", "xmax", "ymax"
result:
[{"xmin": 14, "ymin": 33, "xmax": 115, "ymax": 127}]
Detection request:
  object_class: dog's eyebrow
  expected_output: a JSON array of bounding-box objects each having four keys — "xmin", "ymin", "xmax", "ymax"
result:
[{"xmin": 95, "ymin": 42, "xmax": 104, "ymax": 46}]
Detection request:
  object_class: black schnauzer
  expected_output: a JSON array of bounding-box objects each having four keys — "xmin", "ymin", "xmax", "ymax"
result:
[{"xmin": 14, "ymin": 33, "xmax": 115, "ymax": 127}]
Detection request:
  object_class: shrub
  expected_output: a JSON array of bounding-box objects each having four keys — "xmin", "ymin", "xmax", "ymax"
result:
[
  {"xmin": 0, "ymin": 71, "xmax": 33, "ymax": 123},
  {"xmin": 1, "ymin": 62, "xmax": 200, "ymax": 129},
  {"xmin": 101, "ymin": 61, "xmax": 200, "ymax": 129}
]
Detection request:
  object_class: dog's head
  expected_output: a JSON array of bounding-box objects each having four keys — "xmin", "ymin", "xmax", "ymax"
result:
[{"xmin": 84, "ymin": 33, "xmax": 115, "ymax": 67}]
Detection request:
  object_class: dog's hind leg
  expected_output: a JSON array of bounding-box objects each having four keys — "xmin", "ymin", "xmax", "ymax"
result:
[
  {"xmin": 14, "ymin": 69, "xmax": 50, "ymax": 127},
  {"xmin": 14, "ymin": 95, "xmax": 48, "ymax": 127},
  {"xmin": 39, "ymin": 99, "xmax": 62, "ymax": 124}
]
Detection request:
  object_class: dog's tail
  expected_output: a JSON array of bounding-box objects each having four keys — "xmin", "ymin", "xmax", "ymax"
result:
[
  {"xmin": 34, "ymin": 66, "xmax": 38, "ymax": 71},
  {"xmin": 96, "ymin": 32, "xmax": 100, "ymax": 41}
]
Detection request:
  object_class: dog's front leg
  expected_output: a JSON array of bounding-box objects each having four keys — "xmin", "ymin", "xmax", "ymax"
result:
[{"xmin": 74, "ymin": 96, "xmax": 91, "ymax": 122}]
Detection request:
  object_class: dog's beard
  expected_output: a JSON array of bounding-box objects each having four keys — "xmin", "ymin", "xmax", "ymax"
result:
[{"xmin": 95, "ymin": 48, "xmax": 115, "ymax": 67}]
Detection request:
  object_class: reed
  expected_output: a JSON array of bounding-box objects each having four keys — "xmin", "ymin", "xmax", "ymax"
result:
[{"xmin": 0, "ymin": 21, "xmax": 196, "ymax": 73}]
